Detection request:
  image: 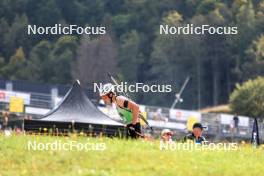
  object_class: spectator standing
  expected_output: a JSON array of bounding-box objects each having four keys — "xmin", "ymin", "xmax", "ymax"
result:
[
  {"xmin": 233, "ymin": 114, "xmax": 239, "ymax": 134},
  {"xmin": 2, "ymin": 111, "xmax": 9, "ymax": 130}
]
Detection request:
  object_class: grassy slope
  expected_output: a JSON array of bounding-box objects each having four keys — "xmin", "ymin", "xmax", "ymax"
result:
[{"xmin": 0, "ymin": 135, "xmax": 263, "ymax": 176}]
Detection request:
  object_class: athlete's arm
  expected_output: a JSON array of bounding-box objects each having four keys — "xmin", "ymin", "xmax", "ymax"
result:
[{"xmin": 116, "ymin": 96, "xmax": 139, "ymax": 124}]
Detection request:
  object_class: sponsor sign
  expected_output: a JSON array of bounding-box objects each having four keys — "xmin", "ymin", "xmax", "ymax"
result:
[
  {"xmin": 0, "ymin": 90, "xmax": 30, "ymax": 105},
  {"xmin": 9, "ymin": 96, "xmax": 24, "ymax": 113},
  {"xmin": 170, "ymin": 109, "xmax": 201, "ymax": 122}
]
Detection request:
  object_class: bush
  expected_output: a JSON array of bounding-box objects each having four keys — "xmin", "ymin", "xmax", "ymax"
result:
[{"xmin": 229, "ymin": 77, "xmax": 264, "ymax": 119}]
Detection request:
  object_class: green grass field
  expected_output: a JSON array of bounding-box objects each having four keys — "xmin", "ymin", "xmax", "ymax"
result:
[{"xmin": 0, "ymin": 134, "xmax": 263, "ymax": 176}]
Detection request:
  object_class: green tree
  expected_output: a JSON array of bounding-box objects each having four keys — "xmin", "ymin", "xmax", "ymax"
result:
[
  {"xmin": 27, "ymin": 40, "xmax": 53, "ymax": 82},
  {"xmin": 242, "ymin": 35, "xmax": 264, "ymax": 80},
  {"xmin": 255, "ymin": 1, "xmax": 264, "ymax": 35},
  {"xmin": 232, "ymin": 0, "xmax": 256, "ymax": 81},
  {"xmin": 197, "ymin": 0, "xmax": 220, "ymax": 15},
  {"xmin": 149, "ymin": 11, "xmax": 211, "ymax": 108},
  {"xmin": 119, "ymin": 30, "xmax": 143, "ymax": 82},
  {"xmin": 26, "ymin": 0, "xmax": 61, "ymax": 26},
  {"xmin": 230, "ymin": 77, "xmax": 264, "ymax": 118},
  {"xmin": 0, "ymin": 18, "xmax": 9, "ymax": 59},
  {"xmin": 50, "ymin": 36, "xmax": 77, "ymax": 84},
  {"xmin": 2, "ymin": 47, "xmax": 30, "ymax": 80},
  {"xmin": 204, "ymin": 7, "xmax": 234, "ymax": 106},
  {"xmin": 4, "ymin": 14, "xmax": 30, "ymax": 59},
  {"xmin": 0, "ymin": 57, "xmax": 6, "ymax": 79}
]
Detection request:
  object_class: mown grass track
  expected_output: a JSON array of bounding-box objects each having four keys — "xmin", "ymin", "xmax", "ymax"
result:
[{"xmin": 0, "ymin": 135, "xmax": 263, "ymax": 176}]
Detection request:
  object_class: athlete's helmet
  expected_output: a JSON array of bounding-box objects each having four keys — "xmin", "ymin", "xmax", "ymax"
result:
[{"xmin": 99, "ymin": 83, "xmax": 115, "ymax": 96}]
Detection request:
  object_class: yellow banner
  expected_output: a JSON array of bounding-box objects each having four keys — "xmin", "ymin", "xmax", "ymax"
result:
[
  {"xmin": 186, "ymin": 116, "xmax": 198, "ymax": 131},
  {"xmin": 9, "ymin": 96, "xmax": 24, "ymax": 113}
]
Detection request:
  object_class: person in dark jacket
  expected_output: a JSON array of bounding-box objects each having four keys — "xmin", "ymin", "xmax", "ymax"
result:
[
  {"xmin": 233, "ymin": 114, "xmax": 239, "ymax": 134},
  {"xmin": 183, "ymin": 123, "xmax": 206, "ymax": 144}
]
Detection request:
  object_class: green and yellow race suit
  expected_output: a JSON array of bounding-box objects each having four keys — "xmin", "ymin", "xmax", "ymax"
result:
[{"xmin": 116, "ymin": 106, "xmax": 133, "ymax": 124}]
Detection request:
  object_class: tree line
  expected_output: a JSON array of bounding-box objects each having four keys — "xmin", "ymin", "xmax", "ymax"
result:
[{"xmin": 0, "ymin": 0, "xmax": 263, "ymax": 109}]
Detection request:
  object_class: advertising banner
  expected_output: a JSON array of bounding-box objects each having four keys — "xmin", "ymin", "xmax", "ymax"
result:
[
  {"xmin": 169, "ymin": 109, "xmax": 201, "ymax": 122},
  {"xmin": 9, "ymin": 96, "xmax": 24, "ymax": 113},
  {"xmin": 0, "ymin": 90, "xmax": 30, "ymax": 105}
]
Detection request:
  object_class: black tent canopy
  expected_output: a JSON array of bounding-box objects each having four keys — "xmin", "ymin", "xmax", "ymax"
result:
[{"xmin": 24, "ymin": 80, "xmax": 125, "ymax": 136}]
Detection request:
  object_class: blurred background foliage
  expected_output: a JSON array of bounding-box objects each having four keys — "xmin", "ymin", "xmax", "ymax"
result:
[{"xmin": 0, "ymin": 0, "xmax": 263, "ymax": 109}]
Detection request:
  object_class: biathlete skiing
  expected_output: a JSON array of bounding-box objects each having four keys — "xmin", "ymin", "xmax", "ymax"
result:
[{"xmin": 99, "ymin": 83, "xmax": 142, "ymax": 139}]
